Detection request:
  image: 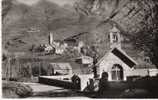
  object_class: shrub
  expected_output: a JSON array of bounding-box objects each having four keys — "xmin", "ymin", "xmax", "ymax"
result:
[
  {"xmin": 2, "ymin": 81, "xmax": 33, "ymax": 98},
  {"xmin": 15, "ymin": 83, "xmax": 33, "ymax": 98}
]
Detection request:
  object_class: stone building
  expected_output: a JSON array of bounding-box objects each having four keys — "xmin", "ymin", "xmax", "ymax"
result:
[
  {"xmin": 45, "ymin": 32, "xmax": 68, "ymax": 54},
  {"xmin": 96, "ymin": 24, "xmax": 158, "ymax": 81}
]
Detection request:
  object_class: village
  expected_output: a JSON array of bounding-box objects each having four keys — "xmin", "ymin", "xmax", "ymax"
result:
[
  {"xmin": 2, "ymin": 0, "xmax": 158, "ymax": 98},
  {"xmin": 2, "ymin": 24, "xmax": 158, "ymax": 98},
  {"xmin": 38, "ymin": 24, "xmax": 158, "ymax": 90}
]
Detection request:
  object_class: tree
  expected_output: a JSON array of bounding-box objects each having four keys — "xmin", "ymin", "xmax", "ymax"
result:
[
  {"xmin": 81, "ymin": 45, "xmax": 99, "ymax": 78},
  {"xmin": 132, "ymin": 1, "xmax": 158, "ymax": 67}
]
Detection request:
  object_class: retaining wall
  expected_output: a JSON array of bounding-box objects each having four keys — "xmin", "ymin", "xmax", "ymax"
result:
[{"xmin": 38, "ymin": 76, "xmax": 80, "ymax": 90}]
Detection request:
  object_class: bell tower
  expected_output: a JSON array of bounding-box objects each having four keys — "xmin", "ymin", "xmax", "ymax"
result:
[
  {"xmin": 49, "ymin": 32, "xmax": 53, "ymax": 45},
  {"xmin": 109, "ymin": 24, "xmax": 121, "ymax": 49}
]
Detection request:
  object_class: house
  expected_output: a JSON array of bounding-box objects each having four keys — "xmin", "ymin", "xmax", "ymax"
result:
[
  {"xmin": 47, "ymin": 61, "xmax": 92, "ymax": 76},
  {"xmin": 75, "ymin": 55, "xmax": 93, "ymax": 64},
  {"xmin": 47, "ymin": 32, "xmax": 90, "ymax": 55},
  {"xmin": 40, "ymin": 61, "xmax": 93, "ymax": 91},
  {"xmin": 63, "ymin": 32, "xmax": 89, "ymax": 47},
  {"xmin": 44, "ymin": 44, "xmax": 54, "ymax": 53},
  {"xmin": 95, "ymin": 24, "xmax": 158, "ymax": 81},
  {"xmin": 43, "ymin": 33, "xmax": 68, "ymax": 54},
  {"xmin": 63, "ymin": 32, "xmax": 90, "ymax": 53},
  {"xmin": 48, "ymin": 63, "xmax": 72, "ymax": 75}
]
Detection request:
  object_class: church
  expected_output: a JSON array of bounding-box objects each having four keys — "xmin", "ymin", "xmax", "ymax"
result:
[
  {"xmin": 43, "ymin": 24, "xmax": 158, "ymax": 82},
  {"xmin": 95, "ymin": 24, "xmax": 158, "ymax": 81},
  {"xmin": 39, "ymin": 24, "xmax": 158, "ymax": 91}
]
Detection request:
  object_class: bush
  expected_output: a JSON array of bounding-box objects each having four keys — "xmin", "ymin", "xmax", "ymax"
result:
[
  {"xmin": 2, "ymin": 81, "xmax": 33, "ymax": 98},
  {"xmin": 15, "ymin": 83, "xmax": 33, "ymax": 98}
]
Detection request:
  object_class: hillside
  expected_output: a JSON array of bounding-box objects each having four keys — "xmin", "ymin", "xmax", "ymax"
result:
[
  {"xmin": 2, "ymin": 0, "xmax": 157, "ymax": 55},
  {"xmin": 2, "ymin": 0, "xmax": 78, "ymax": 52}
]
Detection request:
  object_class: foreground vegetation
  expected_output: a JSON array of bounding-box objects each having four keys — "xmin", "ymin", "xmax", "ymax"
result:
[
  {"xmin": 2, "ymin": 81, "xmax": 33, "ymax": 98},
  {"xmin": 2, "ymin": 75, "xmax": 158, "ymax": 98}
]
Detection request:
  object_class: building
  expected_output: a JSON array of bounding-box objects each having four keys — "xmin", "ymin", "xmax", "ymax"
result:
[
  {"xmin": 40, "ymin": 59, "xmax": 93, "ymax": 91},
  {"xmin": 44, "ymin": 32, "xmax": 68, "ymax": 54},
  {"xmin": 95, "ymin": 24, "xmax": 158, "ymax": 81},
  {"xmin": 48, "ymin": 63, "xmax": 72, "ymax": 75},
  {"xmin": 39, "ymin": 22, "xmax": 158, "ymax": 91},
  {"xmin": 96, "ymin": 47, "xmax": 137, "ymax": 81}
]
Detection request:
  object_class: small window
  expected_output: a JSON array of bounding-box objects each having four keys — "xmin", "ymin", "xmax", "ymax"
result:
[
  {"xmin": 144, "ymin": 57, "xmax": 151, "ymax": 63},
  {"xmin": 113, "ymin": 33, "xmax": 118, "ymax": 42}
]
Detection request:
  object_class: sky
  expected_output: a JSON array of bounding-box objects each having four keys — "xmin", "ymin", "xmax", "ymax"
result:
[{"xmin": 16, "ymin": 0, "xmax": 77, "ymax": 6}]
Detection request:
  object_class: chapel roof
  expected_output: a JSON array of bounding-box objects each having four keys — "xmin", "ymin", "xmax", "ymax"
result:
[{"xmin": 96, "ymin": 47, "xmax": 137, "ymax": 68}]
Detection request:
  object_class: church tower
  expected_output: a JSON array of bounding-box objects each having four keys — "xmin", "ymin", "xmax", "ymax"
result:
[
  {"xmin": 109, "ymin": 24, "xmax": 121, "ymax": 49},
  {"xmin": 49, "ymin": 32, "xmax": 53, "ymax": 45}
]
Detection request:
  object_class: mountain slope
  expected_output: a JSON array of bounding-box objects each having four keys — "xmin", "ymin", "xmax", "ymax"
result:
[
  {"xmin": 2, "ymin": 0, "xmax": 79, "ymax": 52},
  {"xmin": 3, "ymin": 0, "xmax": 157, "ymax": 55}
]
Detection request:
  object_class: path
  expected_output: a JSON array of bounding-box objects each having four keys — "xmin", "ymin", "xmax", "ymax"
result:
[{"xmin": 24, "ymin": 83, "xmax": 86, "ymax": 98}]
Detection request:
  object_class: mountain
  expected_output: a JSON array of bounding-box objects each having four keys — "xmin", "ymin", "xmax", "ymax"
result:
[
  {"xmin": 2, "ymin": 0, "xmax": 156, "ymax": 55},
  {"xmin": 2, "ymin": 0, "xmax": 78, "ymax": 52}
]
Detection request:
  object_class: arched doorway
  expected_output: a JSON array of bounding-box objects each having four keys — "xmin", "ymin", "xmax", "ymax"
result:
[{"xmin": 111, "ymin": 64, "xmax": 123, "ymax": 81}]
